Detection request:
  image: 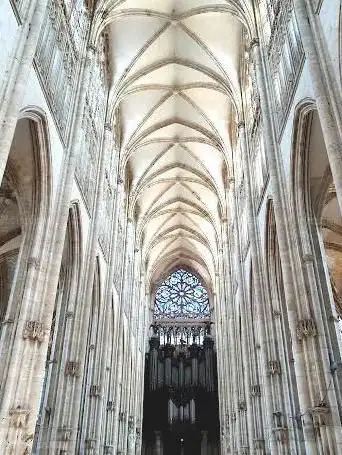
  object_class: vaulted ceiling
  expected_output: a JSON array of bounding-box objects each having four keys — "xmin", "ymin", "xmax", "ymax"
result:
[{"xmin": 101, "ymin": 0, "xmax": 249, "ymax": 291}]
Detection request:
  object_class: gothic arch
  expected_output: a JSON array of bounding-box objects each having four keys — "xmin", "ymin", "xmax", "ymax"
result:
[
  {"xmin": 290, "ymin": 100, "xmax": 342, "ymax": 445},
  {"xmin": 0, "ymin": 109, "xmax": 52, "ymax": 394},
  {"xmin": 78, "ymin": 256, "xmax": 103, "ymax": 452},
  {"xmin": 17, "ymin": 106, "xmax": 52, "ymax": 244},
  {"xmin": 265, "ymin": 200, "xmax": 285, "ymax": 316},
  {"xmin": 264, "ymin": 200, "xmax": 303, "ymax": 450},
  {"xmin": 338, "ymin": 1, "xmax": 342, "ymax": 87},
  {"xmin": 291, "ymin": 99, "xmax": 342, "ymax": 318},
  {"xmin": 33, "ymin": 201, "xmax": 83, "ymax": 452}
]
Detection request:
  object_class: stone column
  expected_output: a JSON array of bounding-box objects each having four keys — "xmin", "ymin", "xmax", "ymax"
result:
[
  {"xmin": 0, "ymin": 45, "xmax": 96, "ymax": 455},
  {"xmin": 127, "ymin": 416, "xmax": 136, "ymax": 455},
  {"xmin": 227, "ymin": 178, "xmax": 255, "ymax": 453},
  {"xmin": 65, "ymin": 96, "xmax": 111, "ymax": 453},
  {"xmin": 292, "ymin": 0, "xmax": 342, "ymax": 212},
  {"xmin": 111, "ymin": 325, "xmax": 125, "ymax": 453},
  {"xmin": 218, "ymin": 220, "xmax": 233, "ymax": 452},
  {"xmin": 236, "ymin": 122, "xmax": 280, "ymax": 453},
  {"xmin": 135, "ymin": 428, "xmax": 141, "ymax": 455},
  {"xmin": 250, "ymin": 37, "xmax": 333, "ymax": 452},
  {"xmin": 0, "ymin": 0, "xmax": 49, "ymax": 185},
  {"xmin": 103, "ymin": 181, "xmax": 125, "ymax": 452}
]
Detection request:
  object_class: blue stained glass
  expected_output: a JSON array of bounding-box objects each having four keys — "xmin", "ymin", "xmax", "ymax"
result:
[{"xmin": 154, "ymin": 269, "xmax": 210, "ymax": 319}]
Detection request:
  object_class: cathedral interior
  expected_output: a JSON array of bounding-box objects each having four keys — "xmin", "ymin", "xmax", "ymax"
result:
[{"xmin": 1, "ymin": 0, "xmax": 342, "ymax": 454}]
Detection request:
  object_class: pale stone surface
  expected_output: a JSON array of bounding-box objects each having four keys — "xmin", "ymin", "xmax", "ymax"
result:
[{"xmin": 0, "ymin": 0, "xmax": 341, "ymax": 454}]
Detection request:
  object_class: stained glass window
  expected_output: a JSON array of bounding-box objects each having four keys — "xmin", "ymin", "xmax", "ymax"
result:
[{"xmin": 154, "ymin": 269, "xmax": 210, "ymax": 320}]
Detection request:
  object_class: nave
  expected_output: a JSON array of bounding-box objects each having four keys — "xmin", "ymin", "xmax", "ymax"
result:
[{"xmin": 1, "ymin": 0, "xmax": 342, "ymax": 454}]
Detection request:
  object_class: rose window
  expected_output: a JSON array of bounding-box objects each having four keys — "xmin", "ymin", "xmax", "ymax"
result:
[{"xmin": 154, "ymin": 269, "xmax": 210, "ymax": 320}]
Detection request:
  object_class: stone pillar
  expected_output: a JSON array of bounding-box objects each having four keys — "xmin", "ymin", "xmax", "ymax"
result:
[
  {"xmin": 103, "ymin": 181, "xmax": 125, "ymax": 452},
  {"xmin": 218, "ymin": 220, "xmax": 233, "ymax": 452},
  {"xmin": 236, "ymin": 122, "xmax": 279, "ymax": 453},
  {"xmin": 226, "ymin": 177, "xmax": 255, "ymax": 454},
  {"xmin": 250, "ymin": 37, "xmax": 334, "ymax": 452},
  {"xmin": 111, "ymin": 326, "xmax": 125, "ymax": 453},
  {"xmin": 0, "ymin": 0, "xmax": 49, "ymax": 185},
  {"xmin": 127, "ymin": 416, "xmax": 136, "ymax": 455},
  {"xmin": 135, "ymin": 428, "xmax": 141, "ymax": 455},
  {"xmin": 293, "ymin": 0, "xmax": 342, "ymax": 213},
  {"xmin": 65, "ymin": 92, "xmax": 111, "ymax": 453},
  {"xmin": 89, "ymin": 122, "xmax": 117, "ymax": 454},
  {"xmin": 0, "ymin": 45, "xmax": 96, "ymax": 455}
]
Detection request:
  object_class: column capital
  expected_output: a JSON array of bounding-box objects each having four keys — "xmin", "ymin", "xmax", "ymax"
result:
[
  {"xmin": 249, "ymin": 37, "xmax": 260, "ymax": 50},
  {"xmin": 128, "ymin": 415, "xmax": 135, "ymax": 432},
  {"xmin": 57, "ymin": 426, "xmax": 72, "ymax": 441},
  {"xmin": 296, "ymin": 318, "xmax": 317, "ymax": 340},
  {"xmin": 238, "ymin": 400, "xmax": 247, "ymax": 411},
  {"xmin": 9, "ymin": 407, "xmax": 30, "ymax": 429},
  {"xmin": 227, "ymin": 176, "xmax": 235, "ymax": 187},
  {"xmin": 87, "ymin": 44, "xmax": 97, "ymax": 56},
  {"xmin": 104, "ymin": 122, "xmax": 112, "ymax": 132},
  {"xmin": 23, "ymin": 320, "xmax": 46, "ymax": 342},
  {"xmin": 268, "ymin": 360, "xmax": 281, "ymax": 375},
  {"xmin": 90, "ymin": 384, "xmax": 101, "ymax": 397},
  {"xmin": 250, "ymin": 384, "xmax": 261, "ymax": 397},
  {"xmin": 107, "ymin": 400, "xmax": 116, "ymax": 411},
  {"xmin": 65, "ymin": 360, "xmax": 81, "ymax": 377}
]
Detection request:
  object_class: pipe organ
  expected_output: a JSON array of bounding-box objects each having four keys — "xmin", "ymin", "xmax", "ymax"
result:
[{"xmin": 142, "ymin": 324, "xmax": 220, "ymax": 455}]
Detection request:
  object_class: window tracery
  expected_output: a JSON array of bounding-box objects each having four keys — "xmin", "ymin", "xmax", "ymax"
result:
[{"xmin": 154, "ymin": 269, "xmax": 210, "ymax": 320}]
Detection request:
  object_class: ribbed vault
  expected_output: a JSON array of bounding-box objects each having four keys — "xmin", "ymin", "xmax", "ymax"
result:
[{"xmin": 98, "ymin": 0, "xmax": 251, "ymax": 292}]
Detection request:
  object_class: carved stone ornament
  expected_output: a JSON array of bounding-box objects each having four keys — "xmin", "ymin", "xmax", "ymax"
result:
[
  {"xmin": 296, "ymin": 318, "xmax": 317, "ymax": 340},
  {"xmin": 241, "ymin": 446, "xmax": 249, "ymax": 455},
  {"xmin": 268, "ymin": 360, "xmax": 281, "ymax": 375},
  {"xmin": 119, "ymin": 411, "xmax": 126, "ymax": 421},
  {"xmin": 272, "ymin": 427, "xmax": 288, "ymax": 444},
  {"xmin": 251, "ymin": 384, "xmax": 261, "ymax": 397},
  {"xmin": 253, "ymin": 439, "xmax": 265, "ymax": 451},
  {"xmin": 309, "ymin": 404, "xmax": 330, "ymax": 427},
  {"xmin": 90, "ymin": 384, "xmax": 101, "ymax": 397},
  {"xmin": 249, "ymin": 37, "xmax": 260, "ymax": 51},
  {"xmin": 9, "ymin": 407, "xmax": 30, "ymax": 428},
  {"xmin": 128, "ymin": 415, "xmax": 135, "ymax": 431},
  {"xmin": 85, "ymin": 438, "xmax": 96, "ymax": 450},
  {"xmin": 23, "ymin": 320, "xmax": 45, "ymax": 342},
  {"xmin": 57, "ymin": 426, "xmax": 72, "ymax": 441},
  {"xmin": 107, "ymin": 400, "xmax": 115, "ymax": 411},
  {"xmin": 104, "ymin": 445, "xmax": 114, "ymax": 455},
  {"xmin": 238, "ymin": 400, "xmax": 247, "ymax": 411},
  {"xmin": 65, "ymin": 360, "xmax": 81, "ymax": 376}
]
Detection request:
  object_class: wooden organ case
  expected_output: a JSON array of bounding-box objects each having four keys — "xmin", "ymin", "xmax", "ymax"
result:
[{"xmin": 142, "ymin": 324, "xmax": 220, "ymax": 455}]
